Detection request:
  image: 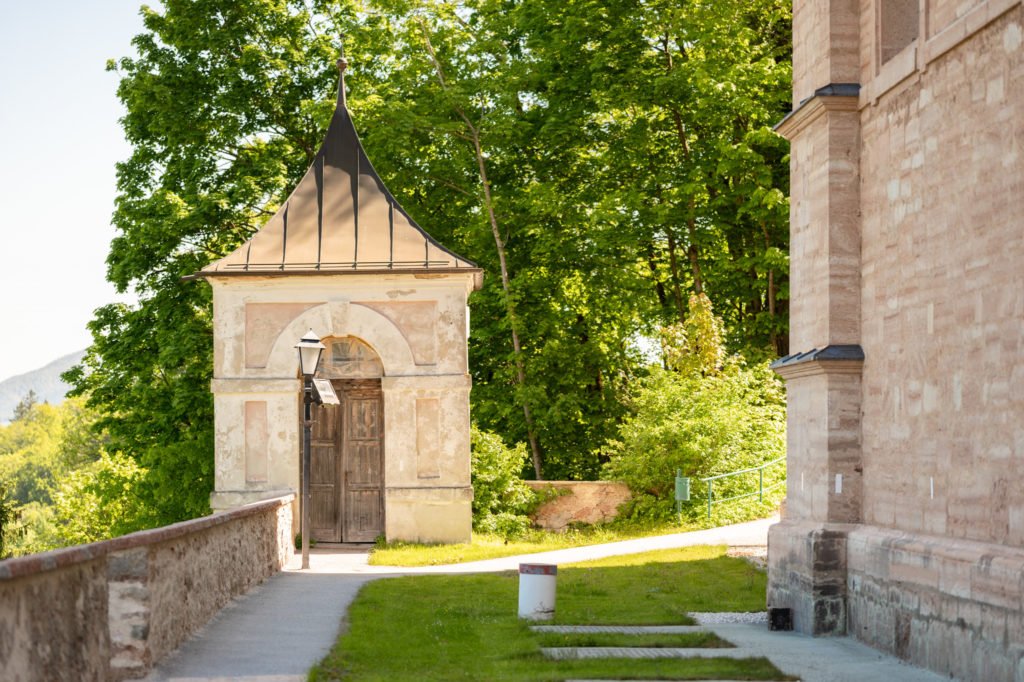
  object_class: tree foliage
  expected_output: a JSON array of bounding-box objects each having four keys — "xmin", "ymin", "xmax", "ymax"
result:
[
  {"xmin": 51, "ymin": 452, "xmax": 155, "ymax": 546},
  {"xmin": 602, "ymin": 297, "xmax": 786, "ymax": 517},
  {"xmin": 68, "ymin": 0, "xmax": 791, "ymax": 510},
  {"xmin": 661, "ymin": 293, "xmax": 726, "ymax": 376},
  {"xmin": 602, "ymin": 363, "xmax": 786, "ymax": 495},
  {"xmin": 11, "ymin": 390, "xmax": 39, "ymax": 423},
  {"xmin": 0, "ymin": 398, "xmax": 147, "ymax": 556},
  {"xmin": 0, "ymin": 400, "xmax": 68, "ymax": 508},
  {"xmin": 0, "ymin": 483, "xmax": 19, "ymax": 558}
]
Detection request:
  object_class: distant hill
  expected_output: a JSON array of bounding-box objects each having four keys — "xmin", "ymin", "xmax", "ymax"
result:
[{"xmin": 0, "ymin": 350, "xmax": 87, "ymax": 424}]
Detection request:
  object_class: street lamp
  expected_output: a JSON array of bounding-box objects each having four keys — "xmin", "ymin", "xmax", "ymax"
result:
[{"xmin": 295, "ymin": 329, "xmax": 325, "ymax": 570}]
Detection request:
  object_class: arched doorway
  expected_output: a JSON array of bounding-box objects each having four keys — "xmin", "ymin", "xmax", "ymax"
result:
[{"xmin": 309, "ymin": 337, "xmax": 384, "ymax": 543}]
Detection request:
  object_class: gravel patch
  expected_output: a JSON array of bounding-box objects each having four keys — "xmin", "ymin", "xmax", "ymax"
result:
[
  {"xmin": 726, "ymin": 545, "xmax": 768, "ymax": 571},
  {"xmin": 690, "ymin": 611, "xmax": 768, "ymax": 625}
]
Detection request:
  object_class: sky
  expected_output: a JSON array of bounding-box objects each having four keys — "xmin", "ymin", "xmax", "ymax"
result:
[{"xmin": 0, "ymin": 1, "xmax": 146, "ymax": 382}]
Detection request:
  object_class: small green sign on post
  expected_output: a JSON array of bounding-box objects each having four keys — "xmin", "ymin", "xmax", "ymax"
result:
[{"xmin": 674, "ymin": 469, "xmax": 690, "ymax": 520}]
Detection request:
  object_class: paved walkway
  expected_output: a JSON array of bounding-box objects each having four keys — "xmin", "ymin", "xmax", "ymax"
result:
[{"xmin": 144, "ymin": 516, "xmax": 946, "ymax": 682}]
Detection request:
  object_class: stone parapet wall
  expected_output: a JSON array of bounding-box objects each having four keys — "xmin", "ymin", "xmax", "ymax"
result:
[
  {"xmin": 0, "ymin": 494, "xmax": 294, "ymax": 681},
  {"xmin": 526, "ymin": 481, "xmax": 631, "ymax": 531},
  {"xmin": 846, "ymin": 525, "xmax": 1024, "ymax": 682}
]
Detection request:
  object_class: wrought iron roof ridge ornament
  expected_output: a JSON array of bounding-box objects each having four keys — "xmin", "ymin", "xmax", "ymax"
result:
[
  {"xmin": 339, "ymin": 54, "xmax": 352, "ymax": 110},
  {"xmin": 190, "ymin": 46, "xmax": 482, "ymax": 289}
]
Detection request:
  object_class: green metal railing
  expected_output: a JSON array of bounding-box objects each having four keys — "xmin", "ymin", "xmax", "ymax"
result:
[{"xmin": 700, "ymin": 456, "xmax": 786, "ymax": 519}]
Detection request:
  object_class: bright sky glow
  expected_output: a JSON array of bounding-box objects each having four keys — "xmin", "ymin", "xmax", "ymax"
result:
[{"xmin": 0, "ymin": 1, "xmax": 146, "ymax": 382}]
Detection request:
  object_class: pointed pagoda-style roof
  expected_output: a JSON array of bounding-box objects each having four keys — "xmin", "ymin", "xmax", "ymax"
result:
[{"xmin": 195, "ymin": 58, "xmax": 481, "ymax": 288}]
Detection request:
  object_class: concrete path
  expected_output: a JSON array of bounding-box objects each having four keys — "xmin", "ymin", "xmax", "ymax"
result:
[
  {"xmin": 143, "ymin": 568, "xmax": 375, "ymax": 682},
  {"xmin": 703, "ymin": 623, "xmax": 948, "ymax": 682},
  {"xmin": 302, "ymin": 515, "xmax": 777, "ymax": 576},
  {"xmin": 535, "ymin": 622, "xmax": 946, "ymax": 681},
  {"xmin": 143, "ymin": 515, "xmax": 946, "ymax": 682}
]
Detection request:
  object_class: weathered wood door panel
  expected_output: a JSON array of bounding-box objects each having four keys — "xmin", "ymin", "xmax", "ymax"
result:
[
  {"xmin": 308, "ymin": 379, "xmax": 384, "ymax": 543},
  {"xmin": 310, "ymin": 403, "xmax": 341, "ymax": 542},
  {"xmin": 341, "ymin": 385, "xmax": 384, "ymax": 542}
]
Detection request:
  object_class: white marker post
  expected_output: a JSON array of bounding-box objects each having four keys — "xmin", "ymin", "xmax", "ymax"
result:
[{"xmin": 518, "ymin": 563, "xmax": 557, "ymax": 620}]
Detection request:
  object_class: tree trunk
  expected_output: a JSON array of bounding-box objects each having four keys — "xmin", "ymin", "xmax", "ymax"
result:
[
  {"xmin": 420, "ymin": 23, "xmax": 545, "ymax": 477},
  {"xmin": 666, "ymin": 232, "xmax": 687, "ymax": 322},
  {"xmin": 471, "ymin": 130, "xmax": 544, "ymax": 477}
]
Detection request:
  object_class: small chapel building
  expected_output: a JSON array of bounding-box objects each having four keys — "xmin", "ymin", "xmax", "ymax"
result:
[{"xmin": 193, "ymin": 59, "xmax": 481, "ymax": 544}]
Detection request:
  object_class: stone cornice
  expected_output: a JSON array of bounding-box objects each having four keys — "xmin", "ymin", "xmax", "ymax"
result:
[
  {"xmin": 771, "ymin": 344, "xmax": 865, "ymax": 380},
  {"xmin": 211, "ymin": 377, "xmax": 301, "ymax": 394},
  {"xmin": 381, "ymin": 374, "xmax": 472, "ymax": 390},
  {"xmin": 774, "ymin": 83, "xmax": 861, "ymax": 140}
]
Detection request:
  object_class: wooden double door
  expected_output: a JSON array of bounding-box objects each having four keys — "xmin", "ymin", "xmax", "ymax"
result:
[{"xmin": 309, "ymin": 379, "xmax": 384, "ymax": 543}]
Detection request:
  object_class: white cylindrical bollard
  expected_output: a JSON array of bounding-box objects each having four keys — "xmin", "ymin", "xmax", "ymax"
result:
[{"xmin": 518, "ymin": 563, "xmax": 557, "ymax": 620}]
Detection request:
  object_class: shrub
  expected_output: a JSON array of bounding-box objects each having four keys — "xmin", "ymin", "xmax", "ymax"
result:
[
  {"xmin": 602, "ymin": 294, "xmax": 785, "ymax": 520},
  {"xmin": 601, "ymin": 359, "xmax": 786, "ymax": 518},
  {"xmin": 471, "ymin": 426, "xmax": 536, "ymax": 539}
]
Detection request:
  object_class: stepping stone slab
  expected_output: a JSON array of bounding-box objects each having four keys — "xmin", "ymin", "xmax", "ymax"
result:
[
  {"xmin": 542, "ymin": 647, "xmax": 753, "ymax": 660},
  {"xmin": 690, "ymin": 611, "xmax": 767, "ymax": 625},
  {"xmin": 531, "ymin": 625, "xmax": 708, "ymax": 634}
]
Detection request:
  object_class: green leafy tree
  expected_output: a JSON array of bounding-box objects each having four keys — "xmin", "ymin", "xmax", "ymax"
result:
[
  {"xmin": 63, "ymin": 0, "xmax": 354, "ymax": 523},
  {"xmin": 355, "ymin": 0, "xmax": 657, "ymax": 478},
  {"xmin": 2, "ymin": 502, "xmax": 62, "ymax": 558},
  {"xmin": 0, "ymin": 398, "xmax": 116, "ymax": 555},
  {"xmin": 661, "ymin": 293, "xmax": 727, "ymax": 376},
  {"xmin": 519, "ymin": 0, "xmax": 791, "ymax": 356},
  {"xmin": 69, "ymin": 0, "xmax": 791, "ymax": 502},
  {"xmin": 0, "ymin": 483, "xmax": 19, "ymax": 558},
  {"xmin": 51, "ymin": 452, "xmax": 155, "ymax": 546},
  {"xmin": 0, "ymin": 401, "xmax": 64, "ymax": 507}
]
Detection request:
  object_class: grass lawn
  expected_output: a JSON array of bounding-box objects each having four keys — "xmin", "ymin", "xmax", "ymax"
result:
[
  {"xmin": 309, "ymin": 545, "xmax": 787, "ymax": 681},
  {"xmin": 554, "ymin": 546, "xmax": 766, "ymax": 623},
  {"xmin": 369, "ymin": 498, "xmax": 781, "ymax": 567}
]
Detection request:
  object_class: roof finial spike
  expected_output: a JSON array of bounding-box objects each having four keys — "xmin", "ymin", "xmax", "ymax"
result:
[{"xmin": 336, "ymin": 36, "xmax": 349, "ymax": 110}]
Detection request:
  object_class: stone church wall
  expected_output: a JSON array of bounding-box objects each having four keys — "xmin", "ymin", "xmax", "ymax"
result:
[
  {"xmin": 770, "ymin": 1, "xmax": 1024, "ymax": 680},
  {"xmin": 849, "ymin": 5, "xmax": 1024, "ymax": 678},
  {"xmin": 859, "ymin": 2, "xmax": 1024, "ymax": 550}
]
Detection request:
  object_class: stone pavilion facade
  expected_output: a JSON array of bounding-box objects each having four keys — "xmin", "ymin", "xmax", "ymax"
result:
[{"xmin": 194, "ymin": 60, "xmax": 481, "ymax": 544}]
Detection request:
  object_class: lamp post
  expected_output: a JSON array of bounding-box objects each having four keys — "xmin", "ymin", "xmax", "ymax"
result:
[{"xmin": 295, "ymin": 329, "xmax": 325, "ymax": 570}]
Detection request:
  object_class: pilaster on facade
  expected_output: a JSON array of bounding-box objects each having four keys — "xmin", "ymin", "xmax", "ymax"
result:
[
  {"xmin": 772, "ymin": 346, "xmax": 865, "ymax": 527},
  {"xmin": 775, "ymin": 84, "xmax": 862, "ymax": 353},
  {"xmin": 768, "ymin": 73, "xmax": 865, "ymax": 637}
]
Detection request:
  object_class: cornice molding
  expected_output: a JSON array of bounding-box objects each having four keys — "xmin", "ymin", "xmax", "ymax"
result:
[
  {"xmin": 775, "ymin": 83, "xmax": 861, "ymax": 140},
  {"xmin": 771, "ymin": 344, "xmax": 865, "ymax": 380}
]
